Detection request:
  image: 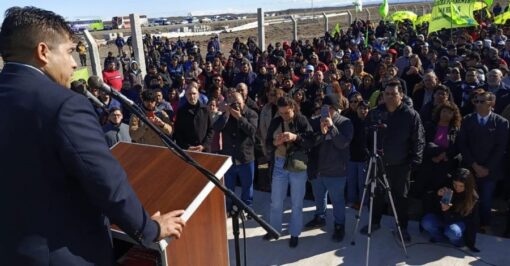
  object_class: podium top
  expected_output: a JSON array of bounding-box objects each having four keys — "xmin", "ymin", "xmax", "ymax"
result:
[{"xmin": 110, "ymin": 142, "xmax": 232, "ymax": 222}]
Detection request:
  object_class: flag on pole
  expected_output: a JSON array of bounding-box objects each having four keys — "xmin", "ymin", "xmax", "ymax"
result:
[
  {"xmin": 364, "ymin": 29, "xmax": 369, "ymax": 47},
  {"xmin": 379, "ymin": 0, "xmax": 389, "ymax": 19}
]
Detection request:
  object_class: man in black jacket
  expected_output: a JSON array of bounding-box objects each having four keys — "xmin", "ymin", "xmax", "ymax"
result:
[
  {"xmin": 360, "ymin": 81, "xmax": 425, "ymax": 243},
  {"xmin": 214, "ymin": 92, "xmax": 258, "ymax": 213},
  {"xmin": 174, "ymin": 82, "xmax": 213, "ymax": 152},
  {"xmin": 305, "ymin": 95, "xmax": 353, "ymax": 242}
]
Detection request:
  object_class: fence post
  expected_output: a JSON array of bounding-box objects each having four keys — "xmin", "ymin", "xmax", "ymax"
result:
[
  {"xmin": 322, "ymin": 12, "xmax": 329, "ymax": 33},
  {"xmin": 291, "ymin": 15, "xmax": 298, "ymax": 41},
  {"xmin": 257, "ymin": 8, "xmax": 265, "ymax": 51}
]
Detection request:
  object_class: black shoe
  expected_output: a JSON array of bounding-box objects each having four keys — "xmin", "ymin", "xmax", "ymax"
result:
[
  {"xmin": 289, "ymin": 236, "xmax": 299, "ymax": 248},
  {"xmin": 263, "ymin": 233, "xmax": 275, "ymax": 241},
  {"xmin": 332, "ymin": 224, "xmax": 345, "ymax": 242},
  {"xmin": 304, "ymin": 215, "xmax": 326, "ymax": 229},
  {"xmin": 360, "ymin": 223, "xmax": 381, "ymax": 235},
  {"xmin": 401, "ymin": 229, "xmax": 411, "ymax": 243}
]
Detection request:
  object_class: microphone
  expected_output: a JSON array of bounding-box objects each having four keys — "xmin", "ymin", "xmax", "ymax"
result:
[
  {"xmin": 88, "ymin": 76, "xmax": 134, "ymax": 106},
  {"xmin": 70, "ymin": 80, "xmax": 106, "ymax": 108}
]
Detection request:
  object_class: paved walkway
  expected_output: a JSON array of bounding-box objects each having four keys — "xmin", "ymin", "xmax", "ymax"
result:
[{"xmin": 226, "ymin": 190, "xmax": 510, "ymax": 266}]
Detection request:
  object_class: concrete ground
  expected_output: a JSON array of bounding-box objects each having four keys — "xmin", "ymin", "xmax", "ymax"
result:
[{"xmin": 226, "ymin": 190, "xmax": 510, "ymax": 266}]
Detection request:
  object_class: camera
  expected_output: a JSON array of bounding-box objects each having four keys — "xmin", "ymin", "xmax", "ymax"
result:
[
  {"xmin": 441, "ymin": 189, "xmax": 453, "ymax": 205},
  {"xmin": 230, "ymin": 102, "xmax": 240, "ymax": 111}
]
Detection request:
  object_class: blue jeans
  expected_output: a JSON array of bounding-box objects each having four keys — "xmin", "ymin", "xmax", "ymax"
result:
[
  {"xmin": 346, "ymin": 161, "xmax": 367, "ymax": 205},
  {"xmin": 311, "ymin": 175, "xmax": 347, "ymax": 225},
  {"xmin": 476, "ymin": 179, "xmax": 496, "ymax": 227},
  {"xmin": 269, "ymin": 156, "xmax": 307, "ymax": 237},
  {"xmin": 225, "ymin": 161, "xmax": 255, "ymax": 212},
  {"xmin": 421, "ymin": 213, "xmax": 465, "ymax": 246}
]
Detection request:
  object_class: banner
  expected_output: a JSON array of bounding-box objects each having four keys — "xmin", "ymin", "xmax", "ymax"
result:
[
  {"xmin": 494, "ymin": 11, "xmax": 510, "ymax": 24},
  {"xmin": 416, "ymin": 13, "xmax": 432, "ymax": 25},
  {"xmin": 391, "ymin": 11, "xmax": 418, "ymax": 23},
  {"xmin": 71, "ymin": 68, "xmax": 89, "ymax": 82},
  {"xmin": 379, "ymin": 0, "xmax": 389, "ymax": 19},
  {"xmin": 428, "ymin": 0, "xmax": 478, "ymax": 33}
]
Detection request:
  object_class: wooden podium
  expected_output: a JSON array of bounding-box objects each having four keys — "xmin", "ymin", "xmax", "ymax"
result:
[{"xmin": 109, "ymin": 142, "xmax": 232, "ymax": 266}]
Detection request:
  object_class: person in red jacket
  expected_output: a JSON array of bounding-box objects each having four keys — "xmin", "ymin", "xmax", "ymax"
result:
[{"xmin": 102, "ymin": 61, "xmax": 123, "ymax": 91}]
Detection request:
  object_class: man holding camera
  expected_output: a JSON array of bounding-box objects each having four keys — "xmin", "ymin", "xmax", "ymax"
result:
[
  {"xmin": 360, "ymin": 81, "xmax": 425, "ymax": 243},
  {"xmin": 305, "ymin": 94, "xmax": 353, "ymax": 242},
  {"xmin": 214, "ymin": 92, "xmax": 258, "ymax": 214}
]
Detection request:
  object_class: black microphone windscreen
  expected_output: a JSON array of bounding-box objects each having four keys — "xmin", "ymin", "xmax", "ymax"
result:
[{"xmin": 70, "ymin": 80, "xmax": 86, "ymax": 95}]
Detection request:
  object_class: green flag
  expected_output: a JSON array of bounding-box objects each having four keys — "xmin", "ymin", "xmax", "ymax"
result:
[
  {"xmin": 484, "ymin": 0, "xmax": 493, "ymax": 7},
  {"xmin": 379, "ymin": 0, "xmax": 389, "ymax": 19},
  {"xmin": 429, "ymin": 0, "xmax": 478, "ymax": 33},
  {"xmin": 333, "ymin": 23, "xmax": 341, "ymax": 36},
  {"xmin": 71, "ymin": 68, "xmax": 89, "ymax": 82}
]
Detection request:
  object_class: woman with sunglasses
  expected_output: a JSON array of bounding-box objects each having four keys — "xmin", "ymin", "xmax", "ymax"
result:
[{"xmin": 421, "ymin": 168, "xmax": 480, "ymax": 252}]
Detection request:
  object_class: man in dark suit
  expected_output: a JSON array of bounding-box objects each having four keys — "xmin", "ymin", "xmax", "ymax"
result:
[
  {"xmin": 0, "ymin": 7, "xmax": 185, "ymax": 265},
  {"xmin": 458, "ymin": 91, "xmax": 509, "ymax": 232}
]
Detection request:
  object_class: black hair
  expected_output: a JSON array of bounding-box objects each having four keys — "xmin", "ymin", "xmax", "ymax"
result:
[
  {"xmin": 141, "ymin": 89, "xmax": 157, "ymax": 102},
  {"xmin": 0, "ymin": 6, "xmax": 76, "ymax": 61},
  {"xmin": 385, "ymin": 80, "xmax": 403, "ymax": 94}
]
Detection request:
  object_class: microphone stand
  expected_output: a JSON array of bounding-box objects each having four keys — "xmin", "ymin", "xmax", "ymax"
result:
[{"xmin": 112, "ymin": 92, "xmax": 280, "ymax": 266}]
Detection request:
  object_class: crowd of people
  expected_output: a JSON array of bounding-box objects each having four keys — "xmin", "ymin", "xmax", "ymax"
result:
[{"xmin": 73, "ymin": 6, "xmax": 510, "ymax": 251}]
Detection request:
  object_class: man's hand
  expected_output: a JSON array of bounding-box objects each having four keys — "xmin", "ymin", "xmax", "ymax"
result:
[
  {"xmin": 152, "ymin": 210, "xmax": 186, "ymax": 240},
  {"xmin": 229, "ymin": 106, "xmax": 242, "ymax": 119},
  {"xmin": 280, "ymin": 132, "xmax": 297, "ymax": 142},
  {"xmin": 188, "ymin": 145, "xmax": 204, "ymax": 152},
  {"xmin": 472, "ymin": 162, "xmax": 489, "ymax": 178},
  {"xmin": 320, "ymin": 118, "xmax": 333, "ymax": 135},
  {"xmin": 149, "ymin": 116, "xmax": 165, "ymax": 127}
]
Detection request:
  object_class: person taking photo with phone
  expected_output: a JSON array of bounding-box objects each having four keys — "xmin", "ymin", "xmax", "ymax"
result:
[
  {"xmin": 305, "ymin": 94, "xmax": 353, "ymax": 242},
  {"xmin": 421, "ymin": 168, "xmax": 480, "ymax": 252}
]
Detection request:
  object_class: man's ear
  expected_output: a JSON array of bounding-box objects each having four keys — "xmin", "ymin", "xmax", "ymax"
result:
[{"xmin": 35, "ymin": 42, "xmax": 51, "ymax": 65}]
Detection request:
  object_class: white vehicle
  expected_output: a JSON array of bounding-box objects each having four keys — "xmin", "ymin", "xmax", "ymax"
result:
[{"xmin": 112, "ymin": 15, "xmax": 148, "ymax": 29}]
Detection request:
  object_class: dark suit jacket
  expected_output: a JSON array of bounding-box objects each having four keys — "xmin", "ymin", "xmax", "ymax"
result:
[
  {"xmin": 458, "ymin": 112, "xmax": 509, "ymax": 181},
  {"xmin": 0, "ymin": 64, "xmax": 158, "ymax": 265}
]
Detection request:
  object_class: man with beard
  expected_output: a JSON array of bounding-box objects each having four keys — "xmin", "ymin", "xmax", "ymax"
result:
[
  {"xmin": 173, "ymin": 82, "xmax": 213, "ymax": 152},
  {"xmin": 129, "ymin": 90, "xmax": 172, "ymax": 146}
]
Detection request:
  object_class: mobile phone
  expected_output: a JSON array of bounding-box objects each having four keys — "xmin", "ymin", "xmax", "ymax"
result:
[
  {"xmin": 321, "ymin": 105, "xmax": 330, "ymax": 119},
  {"xmin": 147, "ymin": 111, "xmax": 155, "ymax": 119},
  {"xmin": 441, "ymin": 189, "xmax": 453, "ymax": 205}
]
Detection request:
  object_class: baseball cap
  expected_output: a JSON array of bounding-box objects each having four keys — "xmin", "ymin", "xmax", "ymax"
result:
[{"xmin": 305, "ymin": 65, "xmax": 315, "ymax": 72}]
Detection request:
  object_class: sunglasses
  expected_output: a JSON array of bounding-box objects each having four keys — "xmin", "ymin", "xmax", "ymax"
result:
[{"xmin": 473, "ymin": 100, "xmax": 488, "ymax": 104}]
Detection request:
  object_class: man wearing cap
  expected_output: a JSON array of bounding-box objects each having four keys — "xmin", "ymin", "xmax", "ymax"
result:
[
  {"xmin": 305, "ymin": 94, "xmax": 353, "ymax": 242},
  {"xmin": 103, "ymin": 107, "xmax": 131, "ymax": 147}
]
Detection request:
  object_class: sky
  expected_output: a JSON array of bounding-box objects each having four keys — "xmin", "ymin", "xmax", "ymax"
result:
[{"xmin": 0, "ymin": 0, "xmax": 411, "ymax": 21}]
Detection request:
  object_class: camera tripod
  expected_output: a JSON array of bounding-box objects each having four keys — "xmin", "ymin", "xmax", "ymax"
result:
[{"xmin": 350, "ymin": 124, "xmax": 408, "ymax": 266}]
